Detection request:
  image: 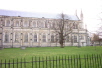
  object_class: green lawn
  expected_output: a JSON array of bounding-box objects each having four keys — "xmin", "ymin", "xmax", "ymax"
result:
[
  {"xmin": 0, "ymin": 46, "xmax": 102, "ymax": 60},
  {"xmin": 0, "ymin": 46, "xmax": 102, "ymax": 68}
]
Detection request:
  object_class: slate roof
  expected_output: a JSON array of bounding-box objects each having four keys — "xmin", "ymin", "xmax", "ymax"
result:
[{"xmin": 0, "ymin": 9, "xmax": 79, "ymax": 21}]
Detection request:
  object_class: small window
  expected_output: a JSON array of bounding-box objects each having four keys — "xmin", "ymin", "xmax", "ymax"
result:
[
  {"xmin": 51, "ymin": 22, "xmax": 53, "ymax": 28},
  {"xmin": 34, "ymin": 34, "xmax": 37, "ymax": 42},
  {"xmin": 51, "ymin": 35, "xmax": 54, "ymax": 42},
  {"xmin": 24, "ymin": 33, "xmax": 28, "ymax": 42},
  {"xmin": 80, "ymin": 35, "xmax": 84, "ymax": 40},
  {"xmin": 5, "ymin": 32, "xmax": 9, "ymax": 42},
  {"xmin": 55, "ymin": 34, "xmax": 59, "ymax": 42},
  {"xmin": 15, "ymin": 21, "xmax": 19, "ymax": 27},
  {"xmin": 6, "ymin": 20, "xmax": 10, "ymax": 26},
  {"xmin": 38, "ymin": 21, "xmax": 40, "ymax": 27},
  {"xmin": 33, "ymin": 21, "xmax": 36, "ymax": 27},
  {"xmin": 29, "ymin": 21, "xmax": 32, "ymax": 27},
  {"xmin": 2, "ymin": 21, "xmax": 5, "ymax": 26},
  {"xmin": 15, "ymin": 33, "xmax": 19, "ymax": 42},
  {"xmin": 45, "ymin": 21, "xmax": 48, "ymax": 28},
  {"xmin": 38, "ymin": 21, "xmax": 44, "ymax": 28},
  {"xmin": 74, "ymin": 35, "xmax": 77, "ymax": 43},
  {"xmin": 73, "ymin": 23, "xmax": 78, "ymax": 29},
  {"xmin": 23, "ymin": 21, "xmax": 29, "ymax": 27},
  {"xmin": 42, "ymin": 34, "xmax": 46, "ymax": 42},
  {"xmin": 66, "ymin": 35, "xmax": 69, "ymax": 42}
]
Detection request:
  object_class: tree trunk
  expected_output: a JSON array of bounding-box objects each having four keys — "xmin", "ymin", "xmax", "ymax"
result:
[
  {"xmin": 59, "ymin": 33, "xmax": 64, "ymax": 48},
  {"xmin": 60, "ymin": 43, "xmax": 64, "ymax": 48},
  {"xmin": 60, "ymin": 39, "xmax": 64, "ymax": 48}
]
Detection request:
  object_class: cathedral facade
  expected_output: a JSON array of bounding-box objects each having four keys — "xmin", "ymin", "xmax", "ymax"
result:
[{"xmin": 0, "ymin": 13, "xmax": 88, "ymax": 48}]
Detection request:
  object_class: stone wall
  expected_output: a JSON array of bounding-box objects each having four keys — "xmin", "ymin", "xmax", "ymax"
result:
[{"xmin": 0, "ymin": 16, "xmax": 88, "ymax": 48}]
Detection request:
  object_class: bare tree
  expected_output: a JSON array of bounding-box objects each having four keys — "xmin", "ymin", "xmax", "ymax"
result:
[
  {"xmin": 92, "ymin": 33, "xmax": 99, "ymax": 42},
  {"xmin": 91, "ymin": 33, "xmax": 102, "ymax": 50},
  {"xmin": 95, "ymin": 13, "xmax": 102, "ymax": 45},
  {"xmin": 95, "ymin": 32, "xmax": 102, "ymax": 45},
  {"xmin": 53, "ymin": 13, "xmax": 73, "ymax": 48}
]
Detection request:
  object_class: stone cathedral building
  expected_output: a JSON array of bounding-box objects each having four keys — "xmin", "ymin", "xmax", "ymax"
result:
[{"xmin": 0, "ymin": 11, "xmax": 88, "ymax": 48}]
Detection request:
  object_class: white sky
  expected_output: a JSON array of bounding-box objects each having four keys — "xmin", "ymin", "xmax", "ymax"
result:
[{"xmin": 0, "ymin": 0, "xmax": 102, "ymax": 32}]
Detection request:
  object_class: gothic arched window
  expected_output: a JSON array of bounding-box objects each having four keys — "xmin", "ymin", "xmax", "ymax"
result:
[
  {"xmin": 66, "ymin": 35, "xmax": 69, "ymax": 42},
  {"xmin": 49, "ymin": 21, "xmax": 53, "ymax": 28},
  {"xmin": 80, "ymin": 35, "xmax": 84, "ymax": 40},
  {"xmin": 24, "ymin": 33, "xmax": 28, "ymax": 42},
  {"xmin": 45, "ymin": 21, "xmax": 48, "ymax": 28},
  {"xmin": 15, "ymin": 33, "xmax": 19, "ymax": 42},
  {"xmin": 5, "ymin": 32, "xmax": 9, "ymax": 42},
  {"xmin": 38, "ymin": 20, "xmax": 44, "ymax": 28},
  {"xmin": 34, "ymin": 34, "xmax": 37, "ymax": 42},
  {"xmin": 38, "ymin": 21, "xmax": 42, "ymax": 28},
  {"xmin": 75, "ymin": 23, "xmax": 78, "ymax": 29},
  {"xmin": 42, "ymin": 34, "xmax": 46, "ymax": 42},
  {"xmin": 47, "ymin": 21, "xmax": 50, "ymax": 28},
  {"xmin": 51, "ymin": 35, "xmax": 54, "ymax": 43},
  {"xmin": 73, "ymin": 23, "xmax": 78, "ymax": 29},
  {"xmin": 2, "ymin": 20, "xmax": 5, "ymax": 26},
  {"xmin": 6, "ymin": 20, "xmax": 10, "ymax": 26},
  {"xmin": 23, "ymin": 21, "xmax": 29, "ymax": 27},
  {"xmin": 15, "ymin": 21, "xmax": 19, "ymax": 27},
  {"xmin": 29, "ymin": 20, "xmax": 32, "ymax": 27},
  {"xmin": 33, "ymin": 21, "xmax": 36, "ymax": 27},
  {"xmin": 74, "ymin": 35, "xmax": 77, "ymax": 43}
]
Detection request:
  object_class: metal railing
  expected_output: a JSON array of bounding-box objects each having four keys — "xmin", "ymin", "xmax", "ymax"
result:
[{"xmin": 0, "ymin": 54, "xmax": 102, "ymax": 68}]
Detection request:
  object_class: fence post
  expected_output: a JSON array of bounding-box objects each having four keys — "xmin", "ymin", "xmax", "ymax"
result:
[
  {"xmin": 79, "ymin": 55, "xmax": 81, "ymax": 68},
  {"xmin": 71, "ymin": 55, "xmax": 73, "ymax": 68},
  {"xmin": 59, "ymin": 56, "xmax": 60, "ymax": 68},
  {"xmin": 62, "ymin": 56, "xmax": 64, "ymax": 68},
  {"xmin": 100, "ymin": 54, "xmax": 102, "ymax": 68},
  {"xmin": 56, "ymin": 56, "xmax": 57, "ymax": 68},
  {"xmin": 24, "ymin": 58, "xmax": 26, "ymax": 68},
  {"xmin": 87, "ymin": 54, "xmax": 89, "ymax": 68},
  {"xmin": 92, "ymin": 54, "xmax": 94, "ymax": 68},
  {"xmin": 65, "ymin": 55, "xmax": 67, "ymax": 68},
  {"xmin": 73, "ymin": 55, "xmax": 76, "ymax": 68},
  {"xmin": 32, "ymin": 57, "xmax": 33, "ymax": 68},
  {"xmin": 46, "ymin": 56, "xmax": 47, "ymax": 68},
  {"xmin": 49, "ymin": 56, "xmax": 51, "ymax": 68},
  {"xmin": 84, "ymin": 55, "xmax": 86, "ymax": 68},
  {"xmin": 97, "ymin": 54, "xmax": 100, "ymax": 68},
  {"xmin": 13, "ymin": 59, "xmax": 14, "ymax": 68},
  {"xmin": 0, "ymin": 60, "xmax": 2, "ymax": 68},
  {"xmin": 17, "ymin": 58, "xmax": 18, "ymax": 68},
  {"xmin": 94, "ymin": 54, "xmax": 97, "ymax": 68},
  {"xmin": 35, "ymin": 56, "xmax": 37, "ymax": 68},
  {"xmin": 39, "ymin": 57, "xmax": 40, "ymax": 68},
  {"xmin": 42, "ymin": 57, "xmax": 44, "ymax": 68},
  {"xmin": 5, "ymin": 59, "xmax": 6, "ymax": 68},
  {"xmin": 21, "ymin": 58, "xmax": 22, "ymax": 68},
  {"xmin": 76, "ymin": 55, "xmax": 79, "ymax": 68},
  {"xmin": 68, "ymin": 56, "xmax": 70, "ymax": 68},
  {"xmin": 53, "ymin": 56, "xmax": 54, "ymax": 68},
  {"xmin": 99, "ymin": 54, "xmax": 102, "ymax": 68},
  {"xmin": 89, "ymin": 55, "xmax": 91, "ymax": 68},
  {"xmin": 8, "ymin": 59, "xmax": 10, "ymax": 68}
]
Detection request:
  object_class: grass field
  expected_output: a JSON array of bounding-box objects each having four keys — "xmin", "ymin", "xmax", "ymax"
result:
[
  {"xmin": 0, "ymin": 46, "xmax": 102, "ymax": 60},
  {"xmin": 0, "ymin": 46, "xmax": 102, "ymax": 68}
]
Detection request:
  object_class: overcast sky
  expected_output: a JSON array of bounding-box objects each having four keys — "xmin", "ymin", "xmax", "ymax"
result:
[{"xmin": 0, "ymin": 0, "xmax": 102, "ymax": 32}]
